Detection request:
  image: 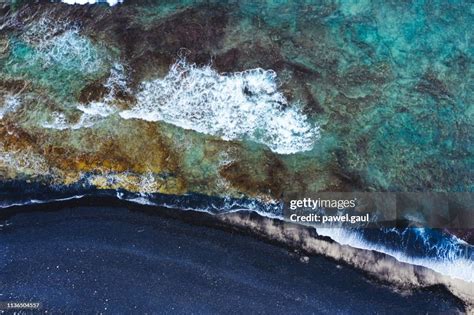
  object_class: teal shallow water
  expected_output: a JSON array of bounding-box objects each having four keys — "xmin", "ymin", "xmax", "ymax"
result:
[
  {"xmin": 1, "ymin": 0, "xmax": 472, "ymax": 193},
  {"xmin": 0, "ymin": 2, "xmax": 473, "ymax": 311}
]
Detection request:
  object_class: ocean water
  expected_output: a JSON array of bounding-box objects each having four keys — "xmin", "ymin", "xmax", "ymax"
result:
[
  {"xmin": 119, "ymin": 59, "xmax": 319, "ymax": 154},
  {"xmin": 1, "ymin": 0, "xmax": 471, "ymax": 190},
  {"xmin": 0, "ymin": 0, "xmax": 473, "ymax": 313}
]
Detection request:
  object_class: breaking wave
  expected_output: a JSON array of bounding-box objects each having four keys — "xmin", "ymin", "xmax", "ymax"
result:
[
  {"xmin": 22, "ymin": 20, "xmax": 317, "ymax": 154},
  {"xmin": 20, "ymin": 18, "xmax": 105, "ymax": 74},
  {"xmin": 4, "ymin": 186, "xmax": 470, "ymax": 283},
  {"xmin": 61, "ymin": 0, "xmax": 123, "ymax": 5},
  {"xmin": 119, "ymin": 192, "xmax": 473, "ymax": 284},
  {"xmin": 0, "ymin": 195, "xmax": 84, "ymax": 209},
  {"xmin": 120, "ymin": 60, "xmax": 319, "ymax": 154},
  {"xmin": 38, "ymin": 59, "xmax": 318, "ymax": 155},
  {"xmin": 0, "ymin": 94, "xmax": 21, "ymax": 119},
  {"xmin": 41, "ymin": 63, "xmax": 124, "ymax": 130},
  {"xmin": 220, "ymin": 212, "xmax": 474, "ymax": 312},
  {"xmin": 314, "ymin": 227, "xmax": 473, "ymax": 283}
]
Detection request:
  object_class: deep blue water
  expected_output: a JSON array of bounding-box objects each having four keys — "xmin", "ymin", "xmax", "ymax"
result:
[{"xmin": 0, "ymin": 204, "xmax": 465, "ymax": 314}]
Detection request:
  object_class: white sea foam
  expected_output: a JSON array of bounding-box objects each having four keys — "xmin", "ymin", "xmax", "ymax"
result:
[
  {"xmin": 121, "ymin": 185, "xmax": 474, "ymax": 284},
  {"xmin": 103, "ymin": 63, "xmax": 130, "ymax": 98},
  {"xmin": 21, "ymin": 18, "xmax": 104, "ymax": 73},
  {"xmin": 21, "ymin": 17, "xmax": 70, "ymax": 46},
  {"xmin": 0, "ymin": 142, "xmax": 50, "ymax": 176},
  {"xmin": 61, "ymin": 0, "xmax": 123, "ymax": 5},
  {"xmin": 220, "ymin": 212, "xmax": 474, "ymax": 311},
  {"xmin": 77, "ymin": 62, "xmax": 128, "ymax": 116},
  {"xmin": 118, "ymin": 188, "xmax": 473, "ymax": 284},
  {"xmin": 0, "ymin": 195, "xmax": 85, "ymax": 209},
  {"xmin": 42, "ymin": 63, "xmax": 127, "ymax": 130},
  {"xmin": 120, "ymin": 60, "xmax": 319, "ymax": 154},
  {"xmin": 314, "ymin": 227, "xmax": 474, "ymax": 283},
  {"xmin": 76, "ymin": 102, "xmax": 115, "ymax": 117},
  {"xmin": 41, "ymin": 111, "xmax": 96, "ymax": 130},
  {"xmin": 38, "ymin": 58, "xmax": 318, "ymax": 153},
  {"xmin": 39, "ymin": 29, "xmax": 104, "ymax": 73},
  {"xmin": 0, "ymin": 94, "xmax": 21, "ymax": 119},
  {"xmin": 116, "ymin": 190, "xmax": 282, "ymax": 218}
]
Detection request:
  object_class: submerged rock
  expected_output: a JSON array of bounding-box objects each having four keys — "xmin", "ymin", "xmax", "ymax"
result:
[{"xmin": 0, "ymin": 0, "xmax": 472, "ymax": 202}]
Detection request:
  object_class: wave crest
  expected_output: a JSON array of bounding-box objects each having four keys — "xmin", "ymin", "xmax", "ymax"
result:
[{"xmin": 120, "ymin": 60, "xmax": 319, "ymax": 154}]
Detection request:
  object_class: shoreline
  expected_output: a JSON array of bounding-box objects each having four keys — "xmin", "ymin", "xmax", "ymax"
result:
[{"xmin": 1, "ymin": 194, "xmax": 472, "ymax": 313}]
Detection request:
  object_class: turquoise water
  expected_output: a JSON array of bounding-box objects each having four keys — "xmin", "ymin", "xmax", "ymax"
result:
[
  {"xmin": 0, "ymin": 1, "xmax": 473, "ymax": 311},
  {"xmin": 2, "ymin": 0, "xmax": 471, "ymax": 194}
]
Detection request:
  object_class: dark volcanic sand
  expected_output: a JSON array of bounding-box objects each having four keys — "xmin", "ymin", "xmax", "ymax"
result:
[{"xmin": 0, "ymin": 205, "xmax": 465, "ymax": 314}]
